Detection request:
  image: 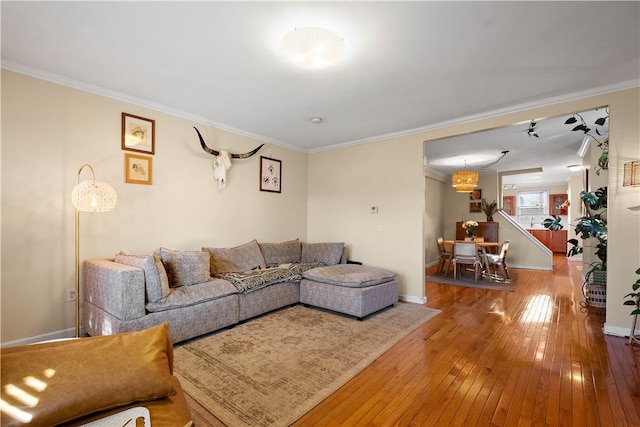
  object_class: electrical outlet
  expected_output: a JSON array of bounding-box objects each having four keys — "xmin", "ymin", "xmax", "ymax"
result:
[{"xmin": 67, "ymin": 289, "xmax": 76, "ymax": 302}]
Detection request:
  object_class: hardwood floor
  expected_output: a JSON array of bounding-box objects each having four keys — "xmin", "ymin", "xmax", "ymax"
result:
[{"xmin": 187, "ymin": 255, "xmax": 640, "ymax": 426}]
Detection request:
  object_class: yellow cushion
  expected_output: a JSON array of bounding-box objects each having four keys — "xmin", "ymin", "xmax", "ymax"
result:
[{"xmin": 1, "ymin": 324, "xmax": 175, "ymax": 427}]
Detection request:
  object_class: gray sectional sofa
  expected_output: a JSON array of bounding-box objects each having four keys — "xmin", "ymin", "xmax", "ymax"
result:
[{"xmin": 82, "ymin": 239, "xmax": 398, "ymax": 343}]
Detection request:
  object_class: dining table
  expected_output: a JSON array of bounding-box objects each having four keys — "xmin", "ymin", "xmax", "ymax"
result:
[
  {"xmin": 444, "ymin": 240, "xmax": 502, "ymax": 254},
  {"xmin": 443, "ymin": 240, "xmax": 509, "ymax": 282}
]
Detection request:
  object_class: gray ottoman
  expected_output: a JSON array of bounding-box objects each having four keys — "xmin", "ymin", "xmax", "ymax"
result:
[{"xmin": 300, "ymin": 264, "xmax": 399, "ymax": 319}]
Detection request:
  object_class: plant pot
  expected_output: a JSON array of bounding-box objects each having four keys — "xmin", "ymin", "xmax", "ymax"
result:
[
  {"xmin": 592, "ymin": 270, "xmax": 606, "ymax": 285},
  {"xmin": 584, "ymin": 282, "xmax": 606, "ymax": 309}
]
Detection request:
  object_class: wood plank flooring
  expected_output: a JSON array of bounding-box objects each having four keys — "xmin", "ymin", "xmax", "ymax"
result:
[{"xmin": 187, "ymin": 255, "xmax": 640, "ymax": 426}]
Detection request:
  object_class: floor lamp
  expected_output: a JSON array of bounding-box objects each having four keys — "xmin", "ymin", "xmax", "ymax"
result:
[{"xmin": 71, "ymin": 164, "xmax": 117, "ymax": 337}]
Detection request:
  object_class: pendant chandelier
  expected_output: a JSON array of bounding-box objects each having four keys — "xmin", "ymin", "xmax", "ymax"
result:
[{"xmin": 452, "ymin": 161, "xmax": 479, "ymax": 193}]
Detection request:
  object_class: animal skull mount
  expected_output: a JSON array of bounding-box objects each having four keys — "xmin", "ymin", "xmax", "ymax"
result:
[{"xmin": 194, "ymin": 127, "xmax": 264, "ymax": 189}]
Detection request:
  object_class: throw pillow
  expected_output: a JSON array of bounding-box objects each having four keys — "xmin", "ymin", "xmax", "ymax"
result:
[
  {"xmin": 301, "ymin": 242, "xmax": 345, "ymax": 265},
  {"xmin": 115, "ymin": 252, "xmax": 170, "ymax": 302},
  {"xmin": 259, "ymin": 238, "xmax": 302, "ymax": 266},
  {"xmin": 0, "ymin": 324, "xmax": 175, "ymax": 427},
  {"xmin": 157, "ymin": 248, "xmax": 210, "ymax": 287},
  {"xmin": 203, "ymin": 239, "xmax": 267, "ymax": 275}
]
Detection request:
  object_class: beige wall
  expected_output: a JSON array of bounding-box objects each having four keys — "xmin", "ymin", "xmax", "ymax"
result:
[
  {"xmin": 442, "ymin": 173, "xmax": 499, "ymax": 240},
  {"xmin": 424, "ymin": 176, "xmax": 446, "ymax": 266},
  {"xmin": 1, "ymin": 70, "xmax": 308, "ymax": 343},
  {"xmin": 307, "ymin": 136, "xmax": 426, "ymax": 303}
]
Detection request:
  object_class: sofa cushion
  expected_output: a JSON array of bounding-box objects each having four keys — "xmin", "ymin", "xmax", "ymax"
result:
[
  {"xmin": 303, "ymin": 264, "xmax": 396, "ymax": 288},
  {"xmin": 115, "ymin": 252, "xmax": 170, "ymax": 302},
  {"xmin": 301, "ymin": 242, "xmax": 345, "ymax": 265},
  {"xmin": 0, "ymin": 324, "xmax": 175, "ymax": 427},
  {"xmin": 259, "ymin": 239, "xmax": 301, "ymax": 266},
  {"xmin": 157, "ymin": 248, "xmax": 211, "ymax": 287},
  {"xmin": 146, "ymin": 279, "xmax": 238, "ymax": 312},
  {"xmin": 203, "ymin": 239, "xmax": 267, "ymax": 275}
]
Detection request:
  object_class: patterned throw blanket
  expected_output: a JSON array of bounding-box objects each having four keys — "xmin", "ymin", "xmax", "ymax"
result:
[{"xmin": 219, "ymin": 262, "xmax": 324, "ymax": 293}]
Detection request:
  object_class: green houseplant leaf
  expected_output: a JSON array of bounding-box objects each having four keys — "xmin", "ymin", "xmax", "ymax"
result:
[
  {"xmin": 543, "ymin": 215, "xmax": 563, "ymax": 231},
  {"xmin": 623, "ymin": 267, "xmax": 640, "ymax": 317}
]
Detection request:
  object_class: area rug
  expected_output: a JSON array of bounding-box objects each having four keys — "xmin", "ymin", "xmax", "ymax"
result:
[
  {"xmin": 173, "ymin": 303, "xmax": 440, "ymax": 427},
  {"xmin": 426, "ymin": 271, "xmax": 516, "ymax": 292}
]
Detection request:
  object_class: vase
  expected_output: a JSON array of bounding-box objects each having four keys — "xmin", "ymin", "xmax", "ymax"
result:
[
  {"xmin": 465, "ymin": 237, "xmax": 474, "ymax": 241},
  {"xmin": 486, "ymin": 216, "xmax": 493, "ymax": 222}
]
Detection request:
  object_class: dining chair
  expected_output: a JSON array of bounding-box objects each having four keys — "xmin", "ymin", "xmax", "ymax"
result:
[
  {"xmin": 453, "ymin": 241, "xmax": 483, "ymax": 283},
  {"xmin": 482, "ymin": 240, "xmax": 510, "ymax": 282},
  {"xmin": 436, "ymin": 237, "xmax": 453, "ymax": 276}
]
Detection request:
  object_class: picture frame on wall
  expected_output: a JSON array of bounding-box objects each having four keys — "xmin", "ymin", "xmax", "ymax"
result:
[
  {"xmin": 469, "ymin": 188, "xmax": 482, "ymax": 201},
  {"xmin": 122, "ymin": 113, "xmax": 155, "ymax": 154},
  {"xmin": 469, "ymin": 201, "xmax": 482, "ymax": 213},
  {"xmin": 260, "ymin": 156, "xmax": 281, "ymax": 193},
  {"xmin": 125, "ymin": 153, "xmax": 153, "ymax": 185}
]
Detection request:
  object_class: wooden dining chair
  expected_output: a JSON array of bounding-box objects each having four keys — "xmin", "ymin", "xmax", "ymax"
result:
[
  {"xmin": 482, "ymin": 240, "xmax": 510, "ymax": 282},
  {"xmin": 436, "ymin": 237, "xmax": 453, "ymax": 276},
  {"xmin": 453, "ymin": 241, "xmax": 483, "ymax": 283}
]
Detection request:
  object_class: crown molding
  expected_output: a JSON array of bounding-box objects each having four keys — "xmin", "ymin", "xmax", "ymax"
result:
[
  {"xmin": 3, "ymin": 60, "xmax": 637, "ymax": 155},
  {"xmin": 2, "ymin": 60, "xmax": 306, "ymax": 153},
  {"xmin": 309, "ymin": 79, "xmax": 640, "ymax": 154}
]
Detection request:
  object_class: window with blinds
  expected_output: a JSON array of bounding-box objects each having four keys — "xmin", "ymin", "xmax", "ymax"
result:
[{"xmin": 517, "ymin": 190, "xmax": 549, "ymax": 216}]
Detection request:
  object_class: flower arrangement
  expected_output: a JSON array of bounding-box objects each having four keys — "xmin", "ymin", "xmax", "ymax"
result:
[{"xmin": 462, "ymin": 220, "xmax": 479, "ymax": 238}]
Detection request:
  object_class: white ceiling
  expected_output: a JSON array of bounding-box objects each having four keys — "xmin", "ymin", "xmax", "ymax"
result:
[
  {"xmin": 424, "ymin": 107, "xmax": 609, "ymax": 187},
  {"xmin": 2, "ymin": 2, "xmax": 639, "ymax": 185}
]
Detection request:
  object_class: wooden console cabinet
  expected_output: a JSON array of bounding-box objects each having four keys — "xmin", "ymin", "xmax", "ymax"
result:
[{"xmin": 456, "ymin": 221, "xmax": 499, "ymax": 242}]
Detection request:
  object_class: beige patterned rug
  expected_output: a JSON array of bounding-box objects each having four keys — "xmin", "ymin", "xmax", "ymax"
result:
[{"xmin": 173, "ymin": 303, "xmax": 440, "ymax": 427}]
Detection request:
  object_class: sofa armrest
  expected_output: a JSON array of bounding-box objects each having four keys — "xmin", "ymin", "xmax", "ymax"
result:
[{"xmin": 83, "ymin": 259, "xmax": 146, "ymax": 321}]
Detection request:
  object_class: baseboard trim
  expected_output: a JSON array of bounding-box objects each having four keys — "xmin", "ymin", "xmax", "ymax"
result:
[
  {"xmin": 603, "ymin": 323, "xmax": 635, "ymax": 338},
  {"xmin": 400, "ymin": 294, "xmax": 427, "ymax": 305}
]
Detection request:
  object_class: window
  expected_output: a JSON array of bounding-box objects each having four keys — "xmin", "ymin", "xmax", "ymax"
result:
[{"xmin": 517, "ymin": 189, "xmax": 548, "ymax": 216}]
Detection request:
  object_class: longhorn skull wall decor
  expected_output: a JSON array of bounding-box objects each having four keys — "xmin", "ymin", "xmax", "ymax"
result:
[{"xmin": 194, "ymin": 127, "xmax": 264, "ymax": 189}]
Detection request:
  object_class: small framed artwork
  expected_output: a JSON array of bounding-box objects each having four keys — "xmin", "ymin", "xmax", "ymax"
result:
[
  {"xmin": 260, "ymin": 156, "xmax": 281, "ymax": 193},
  {"xmin": 125, "ymin": 153, "xmax": 153, "ymax": 185},
  {"xmin": 469, "ymin": 188, "xmax": 482, "ymax": 201},
  {"xmin": 122, "ymin": 113, "xmax": 155, "ymax": 154},
  {"xmin": 470, "ymin": 201, "xmax": 482, "ymax": 213}
]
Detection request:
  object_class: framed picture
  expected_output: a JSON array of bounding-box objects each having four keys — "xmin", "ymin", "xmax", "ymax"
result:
[
  {"xmin": 125, "ymin": 153, "xmax": 153, "ymax": 185},
  {"xmin": 470, "ymin": 201, "xmax": 482, "ymax": 213},
  {"xmin": 122, "ymin": 113, "xmax": 155, "ymax": 154},
  {"xmin": 260, "ymin": 156, "xmax": 281, "ymax": 193},
  {"xmin": 469, "ymin": 188, "xmax": 482, "ymax": 201}
]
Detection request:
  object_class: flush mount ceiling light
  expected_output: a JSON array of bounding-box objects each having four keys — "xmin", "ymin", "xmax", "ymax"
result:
[
  {"xmin": 452, "ymin": 161, "xmax": 479, "ymax": 193},
  {"xmin": 310, "ymin": 117, "xmax": 323, "ymax": 124},
  {"xmin": 280, "ymin": 27, "xmax": 345, "ymax": 70}
]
